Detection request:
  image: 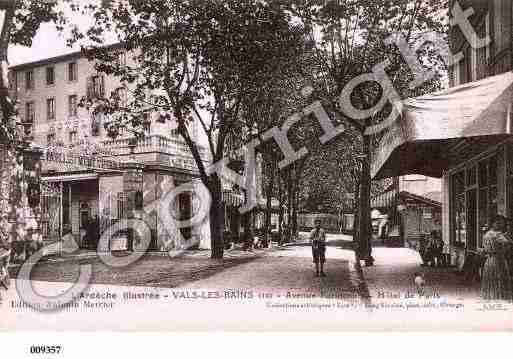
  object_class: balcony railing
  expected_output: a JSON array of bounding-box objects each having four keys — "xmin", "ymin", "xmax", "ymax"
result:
[{"xmin": 101, "ymin": 134, "xmax": 209, "ymax": 171}]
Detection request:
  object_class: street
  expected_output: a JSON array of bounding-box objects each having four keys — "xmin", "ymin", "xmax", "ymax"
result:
[
  {"xmin": 2, "ymin": 235, "xmax": 508, "ymax": 331},
  {"xmin": 4, "ymin": 233, "xmax": 480, "ymax": 302}
]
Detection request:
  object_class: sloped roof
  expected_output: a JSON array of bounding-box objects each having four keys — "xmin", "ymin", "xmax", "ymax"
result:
[
  {"xmin": 371, "ymin": 189, "xmax": 441, "ymax": 210},
  {"xmin": 423, "ymin": 191, "xmax": 442, "ymax": 203}
]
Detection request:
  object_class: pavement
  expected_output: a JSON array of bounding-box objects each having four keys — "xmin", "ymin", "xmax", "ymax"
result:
[
  {"xmin": 5, "ymin": 233, "xmax": 479, "ymax": 298},
  {"xmin": 1, "ymin": 235, "xmax": 510, "ymax": 331},
  {"xmin": 184, "ymin": 235, "xmax": 481, "ymax": 300}
]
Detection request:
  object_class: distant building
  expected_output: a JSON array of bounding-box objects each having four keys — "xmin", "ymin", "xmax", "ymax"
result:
[{"xmin": 371, "ymin": 176, "xmax": 441, "ymax": 247}]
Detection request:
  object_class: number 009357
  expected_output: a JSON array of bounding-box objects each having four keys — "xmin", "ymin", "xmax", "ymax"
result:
[{"xmin": 29, "ymin": 345, "xmax": 62, "ymax": 355}]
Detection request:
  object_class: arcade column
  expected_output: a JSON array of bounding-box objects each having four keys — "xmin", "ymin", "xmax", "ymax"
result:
[{"xmin": 121, "ymin": 161, "xmax": 144, "ymax": 252}]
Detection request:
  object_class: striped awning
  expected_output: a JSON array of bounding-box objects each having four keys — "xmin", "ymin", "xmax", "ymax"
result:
[
  {"xmin": 372, "ymin": 71, "xmax": 513, "ymax": 179},
  {"xmin": 43, "ymin": 172, "xmax": 98, "ymax": 182}
]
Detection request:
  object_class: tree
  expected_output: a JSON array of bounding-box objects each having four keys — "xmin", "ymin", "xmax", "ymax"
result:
[
  {"xmin": 0, "ymin": 0, "xmax": 68, "ymax": 255},
  {"xmin": 300, "ymin": 130, "xmax": 361, "ymax": 214},
  {"xmin": 0, "ymin": 0, "xmax": 66, "ymax": 142},
  {"xmin": 73, "ymin": 0, "xmax": 305, "ymax": 258},
  {"xmin": 290, "ymin": 0, "xmax": 447, "ymax": 265}
]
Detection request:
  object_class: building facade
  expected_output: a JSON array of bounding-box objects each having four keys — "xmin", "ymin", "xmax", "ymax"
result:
[
  {"xmin": 9, "ymin": 47, "xmax": 211, "ymax": 252},
  {"xmin": 371, "ymin": 176, "xmax": 442, "ymax": 247},
  {"xmin": 371, "ymin": 0, "xmax": 513, "ymax": 269},
  {"xmin": 444, "ymin": 0, "xmax": 512, "ymax": 268}
]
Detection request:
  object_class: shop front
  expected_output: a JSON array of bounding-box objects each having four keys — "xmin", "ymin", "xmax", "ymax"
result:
[
  {"xmin": 443, "ymin": 140, "xmax": 513, "ymax": 268},
  {"xmin": 371, "ymin": 71, "xmax": 513, "ymax": 268}
]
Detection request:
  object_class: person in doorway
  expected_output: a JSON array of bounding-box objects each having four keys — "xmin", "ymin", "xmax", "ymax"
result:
[
  {"xmin": 479, "ymin": 215, "xmax": 512, "ymax": 301},
  {"xmin": 242, "ymin": 227, "xmax": 254, "ymax": 251},
  {"xmin": 87, "ymin": 215, "xmax": 99, "ymax": 250},
  {"xmin": 310, "ymin": 219, "xmax": 327, "ymax": 277},
  {"xmin": 442, "ymin": 238, "xmax": 451, "ymax": 267},
  {"xmin": 418, "ymin": 234, "xmax": 431, "ymax": 266},
  {"xmin": 379, "ymin": 215, "xmax": 389, "ymax": 245},
  {"xmin": 430, "ymin": 230, "xmax": 444, "ymax": 267}
]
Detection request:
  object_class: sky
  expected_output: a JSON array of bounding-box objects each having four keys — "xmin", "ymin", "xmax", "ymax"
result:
[{"xmin": 10, "ymin": 1, "xmax": 112, "ymax": 66}]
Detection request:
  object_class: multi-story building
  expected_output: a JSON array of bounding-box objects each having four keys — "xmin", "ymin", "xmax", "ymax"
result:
[
  {"xmin": 372, "ymin": 0, "xmax": 513, "ymax": 268},
  {"xmin": 9, "ymin": 46, "xmax": 211, "ymax": 252}
]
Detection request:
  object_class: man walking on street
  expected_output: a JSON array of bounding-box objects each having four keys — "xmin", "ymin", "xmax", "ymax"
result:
[{"xmin": 310, "ymin": 219, "xmax": 327, "ymax": 277}]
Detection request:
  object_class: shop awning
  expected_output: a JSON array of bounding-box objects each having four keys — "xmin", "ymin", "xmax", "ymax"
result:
[
  {"xmin": 372, "ymin": 71, "xmax": 513, "ymax": 180},
  {"xmin": 43, "ymin": 172, "xmax": 98, "ymax": 182}
]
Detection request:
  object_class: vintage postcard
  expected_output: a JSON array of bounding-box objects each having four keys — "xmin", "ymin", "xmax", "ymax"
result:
[{"xmin": 1, "ymin": 0, "xmax": 513, "ymax": 335}]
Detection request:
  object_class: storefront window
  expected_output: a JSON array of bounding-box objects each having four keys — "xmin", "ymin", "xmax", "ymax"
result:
[
  {"xmin": 467, "ymin": 166, "xmax": 477, "ymax": 186},
  {"xmin": 455, "ymin": 195, "xmax": 466, "ymax": 246},
  {"xmin": 478, "ymin": 155, "xmax": 498, "ymax": 246},
  {"xmin": 452, "ymin": 171, "xmax": 466, "ymax": 247},
  {"xmin": 479, "ymin": 188, "xmax": 488, "ymax": 235},
  {"xmin": 451, "ymin": 154, "xmax": 499, "ymax": 250}
]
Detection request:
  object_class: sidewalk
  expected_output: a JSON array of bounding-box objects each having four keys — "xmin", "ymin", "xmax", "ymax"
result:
[
  {"xmin": 359, "ymin": 247, "xmax": 480, "ymax": 300},
  {"xmin": 7, "ymin": 250, "xmax": 264, "ymax": 289}
]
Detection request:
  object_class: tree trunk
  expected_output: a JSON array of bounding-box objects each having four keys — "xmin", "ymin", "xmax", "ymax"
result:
[
  {"xmin": 286, "ymin": 169, "xmax": 293, "ymax": 242},
  {"xmin": 356, "ymin": 134, "xmax": 373, "ymax": 266},
  {"xmin": 291, "ymin": 177, "xmax": 299, "ymax": 240},
  {"xmin": 353, "ymin": 181, "xmax": 360, "ymax": 251},
  {"xmin": 0, "ymin": 4, "xmax": 16, "ymax": 136},
  {"xmin": 208, "ymin": 174, "xmax": 224, "ymax": 259},
  {"xmin": 264, "ymin": 162, "xmax": 274, "ymax": 245}
]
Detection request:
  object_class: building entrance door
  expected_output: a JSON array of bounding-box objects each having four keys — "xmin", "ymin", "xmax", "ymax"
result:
[
  {"xmin": 80, "ymin": 203, "xmax": 90, "ymax": 249},
  {"xmin": 40, "ymin": 181, "xmax": 62, "ymax": 243}
]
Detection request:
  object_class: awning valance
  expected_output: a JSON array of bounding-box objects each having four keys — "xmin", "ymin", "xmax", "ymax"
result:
[
  {"xmin": 43, "ymin": 173, "xmax": 98, "ymax": 182},
  {"xmin": 372, "ymin": 71, "xmax": 513, "ymax": 180}
]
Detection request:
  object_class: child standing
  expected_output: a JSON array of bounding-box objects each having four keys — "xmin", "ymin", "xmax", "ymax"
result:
[{"xmin": 310, "ymin": 219, "xmax": 327, "ymax": 277}]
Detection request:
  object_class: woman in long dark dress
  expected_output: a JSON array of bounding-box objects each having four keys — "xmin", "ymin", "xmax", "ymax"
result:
[{"xmin": 480, "ymin": 215, "xmax": 512, "ymax": 301}]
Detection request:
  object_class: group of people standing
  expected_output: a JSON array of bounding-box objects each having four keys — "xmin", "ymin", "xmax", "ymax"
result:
[
  {"xmin": 419, "ymin": 230, "xmax": 448, "ymax": 267},
  {"xmin": 419, "ymin": 215, "xmax": 513, "ymax": 301}
]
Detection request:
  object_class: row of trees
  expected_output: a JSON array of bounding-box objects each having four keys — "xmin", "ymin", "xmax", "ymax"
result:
[{"xmin": 1, "ymin": 0, "xmax": 448, "ymax": 263}]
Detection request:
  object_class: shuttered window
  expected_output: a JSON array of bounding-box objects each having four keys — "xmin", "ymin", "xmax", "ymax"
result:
[
  {"xmin": 47, "ymin": 98, "xmax": 56, "ymax": 120},
  {"xmin": 46, "ymin": 67, "xmax": 55, "ymax": 86},
  {"xmin": 68, "ymin": 62, "xmax": 77, "ymax": 82},
  {"xmin": 25, "ymin": 102, "xmax": 35, "ymax": 123}
]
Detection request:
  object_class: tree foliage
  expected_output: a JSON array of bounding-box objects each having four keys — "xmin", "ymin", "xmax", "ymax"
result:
[
  {"xmin": 288, "ymin": 0, "xmax": 448, "ymax": 262},
  {"xmin": 72, "ymin": 0, "xmax": 306, "ymax": 257}
]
